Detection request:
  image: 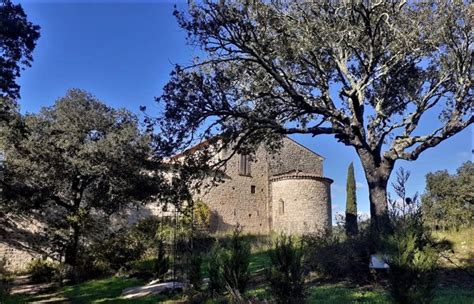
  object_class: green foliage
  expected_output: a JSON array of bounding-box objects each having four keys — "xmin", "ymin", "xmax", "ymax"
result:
[
  {"xmin": 6, "ymin": 276, "xmax": 473, "ymax": 304},
  {"xmin": 133, "ymin": 216, "xmax": 162, "ymax": 245},
  {"xmin": 385, "ymin": 232, "xmax": 439, "ymax": 304},
  {"xmin": 422, "ymin": 161, "xmax": 473, "ymax": 231},
  {"xmin": 92, "ymin": 229, "xmax": 147, "ymax": 272},
  {"xmin": 205, "ymin": 227, "xmax": 252, "ymax": 298},
  {"xmin": 26, "ymin": 259, "xmax": 56, "ymax": 283},
  {"xmin": 267, "ymin": 234, "xmax": 306, "ymax": 304},
  {"xmin": 156, "ymin": 0, "xmax": 473, "ymax": 229},
  {"xmin": 1, "ymin": 89, "xmax": 163, "ymax": 266},
  {"xmin": 0, "ymin": 0, "xmax": 41, "ymax": 100},
  {"xmin": 208, "ymin": 243, "xmax": 224, "ymax": 296},
  {"xmin": 194, "ymin": 199, "xmax": 211, "ymax": 228},
  {"xmin": 345, "ymin": 162, "xmax": 358, "ymax": 237},
  {"xmin": 303, "ymin": 228, "xmax": 372, "ymax": 282},
  {"xmin": 384, "ymin": 172, "xmax": 442, "ymax": 304},
  {"xmin": 308, "ymin": 284, "xmax": 389, "ymax": 304},
  {"xmin": 384, "ymin": 168, "xmax": 442, "ymax": 304},
  {"xmin": 188, "ymin": 254, "xmax": 203, "ymax": 290},
  {"xmin": 220, "ymin": 226, "xmax": 251, "ymax": 295},
  {"xmin": 153, "ymin": 237, "xmax": 169, "ymax": 280}
]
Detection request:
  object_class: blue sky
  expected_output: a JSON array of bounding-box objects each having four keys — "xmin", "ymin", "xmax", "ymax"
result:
[{"xmin": 16, "ymin": 1, "xmax": 473, "ymax": 222}]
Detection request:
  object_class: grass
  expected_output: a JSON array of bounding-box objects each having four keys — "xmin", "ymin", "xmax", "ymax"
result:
[
  {"xmin": 5, "ymin": 229, "xmax": 474, "ymax": 303},
  {"xmin": 5, "ymin": 277, "xmax": 180, "ymax": 303},
  {"xmin": 434, "ymin": 227, "xmax": 474, "ymax": 268},
  {"xmin": 307, "ymin": 284, "xmax": 474, "ymax": 304},
  {"xmin": 433, "ymin": 287, "xmax": 474, "ymax": 304},
  {"xmin": 308, "ymin": 284, "xmax": 389, "ymax": 304}
]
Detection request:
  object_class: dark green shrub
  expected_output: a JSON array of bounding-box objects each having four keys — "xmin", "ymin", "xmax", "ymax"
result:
[
  {"xmin": 383, "ymin": 168, "xmax": 442, "ymax": 304},
  {"xmin": 267, "ymin": 234, "xmax": 306, "ymax": 304},
  {"xmin": 92, "ymin": 229, "xmax": 146, "ymax": 272},
  {"xmin": 26, "ymin": 258, "xmax": 56, "ymax": 283},
  {"xmin": 134, "ymin": 216, "xmax": 162, "ymax": 243},
  {"xmin": 221, "ymin": 226, "xmax": 251, "ymax": 294},
  {"xmin": 208, "ymin": 243, "xmax": 224, "ymax": 296},
  {"xmin": 154, "ymin": 237, "xmax": 169, "ymax": 280},
  {"xmin": 67, "ymin": 249, "xmax": 111, "ymax": 282},
  {"xmin": 303, "ymin": 228, "xmax": 372, "ymax": 282},
  {"xmin": 188, "ymin": 254, "xmax": 203, "ymax": 290},
  {"xmin": 384, "ymin": 230, "xmax": 439, "ymax": 304}
]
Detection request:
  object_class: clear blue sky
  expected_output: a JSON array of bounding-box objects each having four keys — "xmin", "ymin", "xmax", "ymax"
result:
[{"xmin": 16, "ymin": 1, "xmax": 473, "ymax": 222}]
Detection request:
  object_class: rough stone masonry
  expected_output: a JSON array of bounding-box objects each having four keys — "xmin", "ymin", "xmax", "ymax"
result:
[{"xmin": 192, "ymin": 136, "xmax": 333, "ymax": 235}]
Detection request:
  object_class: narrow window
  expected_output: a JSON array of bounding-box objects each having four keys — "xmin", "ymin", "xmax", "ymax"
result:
[
  {"xmin": 279, "ymin": 199, "xmax": 285, "ymax": 215},
  {"xmin": 239, "ymin": 154, "xmax": 251, "ymax": 176},
  {"xmin": 251, "ymin": 185, "xmax": 256, "ymax": 194}
]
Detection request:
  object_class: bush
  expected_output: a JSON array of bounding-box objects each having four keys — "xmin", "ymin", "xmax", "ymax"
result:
[
  {"xmin": 208, "ymin": 243, "xmax": 224, "ymax": 296},
  {"xmin": 193, "ymin": 200, "xmax": 211, "ymax": 228},
  {"xmin": 0, "ymin": 257, "xmax": 11, "ymax": 303},
  {"xmin": 188, "ymin": 254, "xmax": 203, "ymax": 290},
  {"xmin": 26, "ymin": 258, "xmax": 56, "ymax": 283},
  {"xmin": 93, "ymin": 229, "xmax": 147, "ymax": 272},
  {"xmin": 267, "ymin": 234, "xmax": 306, "ymax": 304},
  {"xmin": 221, "ymin": 226, "xmax": 251, "ymax": 295},
  {"xmin": 384, "ymin": 229, "xmax": 439, "ymax": 304},
  {"xmin": 303, "ymin": 228, "xmax": 372, "ymax": 282},
  {"xmin": 383, "ymin": 167, "xmax": 442, "ymax": 304},
  {"xmin": 154, "ymin": 237, "xmax": 169, "ymax": 280}
]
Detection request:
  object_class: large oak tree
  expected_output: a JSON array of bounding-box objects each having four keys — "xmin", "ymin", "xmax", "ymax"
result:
[
  {"xmin": 1, "ymin": 89, "xmax": 165, "ymax": 266},
  {"xmin": 156, "ymin": 1, "xmax": 473, "ymax": 234}
]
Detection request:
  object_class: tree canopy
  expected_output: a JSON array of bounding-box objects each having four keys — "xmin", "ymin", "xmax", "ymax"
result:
[
  {"xmin": 0, "ymin": 0, "xmax": 40, "ymax": 100},
  {"xmin": 155, "ymin": 0, "xmax": 473, "ymax": 233},
  {"xmin": 1, "ymin": 89, "xmax": 165, "ymax": 265},
  {"xmin": 422, "ymin": 161, "xmax": 473, "ymax": 230}
]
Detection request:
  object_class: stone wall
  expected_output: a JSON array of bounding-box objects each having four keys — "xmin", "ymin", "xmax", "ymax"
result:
[
  {"xmin": 196, "ymin": 136, "xmax": 329, "ymax": 235},
  {"xmin": 267, "ymin": 137, "xmax": 324, "ymax": 176},
  {"xmin": 0, "ymin": 214, "xmax": 48, "ymax": 272},
  {"xmin": 197, "ymin": 145, "xmax": 270, "ymax": 234},
  {"xmin": 270, "ymin": 173, "xmax": 332, "ymax": 235}
]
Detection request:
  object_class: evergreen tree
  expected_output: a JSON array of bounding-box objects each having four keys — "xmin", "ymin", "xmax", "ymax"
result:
[
  {"xmin": 422, "ymin": 161, "xmax": 473, "ymax": 230},
  {"xmin": 345, "ymin": 162, "xmax": 358, "ymax": 237},
  {"xmin": 1, "ymin": 89, "xmax": 164, "ymax": 266}
]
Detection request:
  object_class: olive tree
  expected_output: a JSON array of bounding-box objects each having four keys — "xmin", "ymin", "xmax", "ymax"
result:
[{"xmin": 155, "ymin": 1, "xmax": 473, "ymax": 234}]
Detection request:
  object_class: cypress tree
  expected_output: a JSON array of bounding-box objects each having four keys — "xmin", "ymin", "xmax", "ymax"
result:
[{"xmin": 345, "ymin": 162, "xmax": 358, "ymax": 236}]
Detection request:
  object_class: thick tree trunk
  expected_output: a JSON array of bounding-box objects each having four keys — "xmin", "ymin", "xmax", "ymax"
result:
[
  {"xmin": 65, "ymin": 223, "xmax": 80, "ymax": 267},
  {"xmin": 357, "ymin": 148, "xmax": 394, "ymax": 239},
  {"xmin": 366, "ymin": 178, "xmax": 390, "ymax": 235},
  {"xmin": 65, "ymin": 184, "xmax": 83, "ymax": 268}
]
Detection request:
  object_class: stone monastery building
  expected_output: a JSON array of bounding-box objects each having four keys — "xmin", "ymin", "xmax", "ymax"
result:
[
  {"xmin": 187, "ymin": 137, "xmax": 333, "ymax": 235},
  {"xmin": 0, "ymin": 137, "xmax": 332, "ymax": 271}
]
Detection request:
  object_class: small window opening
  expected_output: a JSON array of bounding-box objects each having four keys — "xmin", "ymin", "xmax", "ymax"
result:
[
  {"xmin": 251, "ymin": 185, "xmax": 256, "ymax": 194},
  {"xmin": 239, "ymin": 154, "xmax": 251, "ymax": 176},
  {"xmin": 279, "ymin": 199, "xmax": 285, "ymax": 215}
]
